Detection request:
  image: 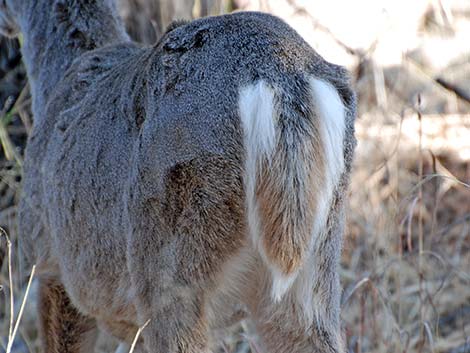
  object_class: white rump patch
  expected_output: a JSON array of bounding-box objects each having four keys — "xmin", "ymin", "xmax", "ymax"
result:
[
  {"xmin": 307, "ymin": 78, "xmax": 345, "ymax": 249},
  {"xmin": 239, "ymin": 81, "xmax": 297, "ymax": 301},
  {"xmin": 238, "ymin": 81, "xmax": 275, "ymax": 261},
  {"xmin": 238, "ymin": 81, "xmax": 275, "ymax": 258},
  {"xmin": 239, "ymin": 81, "xmax": 276, "ymax": 161},
  {"xmin": 292, "ymin": 77, "xmax": 345, "ymax": 325},
  {"xmin": 309, "ymin": 78, "xmax": 345, "ymax": 189},
  {"xmin": 239, "ymin": 81, "xmax": 276, "ymax": 263}
]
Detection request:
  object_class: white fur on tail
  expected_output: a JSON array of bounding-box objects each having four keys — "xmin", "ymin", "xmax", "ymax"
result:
[
  {"xmin": 293, "ymin": 78, "xmax": 346, "ymax": 325},
  {"xmin": 238, "ymin": 82, "xmax": 275, "ymax": 249},
  {"xmin": 239, "ymin": 78, "xmax": 346, "ymax": 304},
  {"xmin": 308, "ymin": 78, "xmax": 345, "ymax": 247},
  {"xmin": 239, "ymin": 81, "xmax": 295, "ymax": 299}
]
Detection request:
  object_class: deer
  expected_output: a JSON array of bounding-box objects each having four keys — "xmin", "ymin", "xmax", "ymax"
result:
[{"xmin": 0, "ymin": 0, "xmax": 357, "ymax": 352}]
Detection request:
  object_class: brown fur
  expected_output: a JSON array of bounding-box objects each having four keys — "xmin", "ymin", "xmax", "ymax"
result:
[
  {"xmin": 257, "ymin": 126, "xmax": 325, "ymax": 275},
  {"xmin": 38, "ymin": 278, "xmax": 97, "ymax": 353},
  {"xmin": 162, "ymin": 153, "xmax": 246, "ymax": 283}
]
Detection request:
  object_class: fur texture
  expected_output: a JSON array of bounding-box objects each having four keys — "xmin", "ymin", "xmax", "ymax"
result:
[
  {"xmin": 239, "ymin": 78, "xmax": 345, "ymax": 303},
  {"xmin": 1, "ymin": 1, "xmax": 357, "ymax": 352},
  {"xmin": 38, "ymin": 277, "xmax": 98, "ymax": 353}
]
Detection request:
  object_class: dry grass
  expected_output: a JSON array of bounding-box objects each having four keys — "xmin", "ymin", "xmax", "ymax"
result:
[
  {"xmin": 0, "ymin": 1, "xmax": 469, "ymax": 352},
  {"xmin": 341, "ymin": 108, "xmax": 470, "ymax": 352}
]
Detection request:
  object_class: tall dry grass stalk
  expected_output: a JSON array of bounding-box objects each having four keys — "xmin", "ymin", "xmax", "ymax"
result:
[
  {"xmin": 1, "ymin": 228, "xmax": 36, "ymax": 353},
  {"xmin": 127, "ymin": 320, "xmax": 150, "ymax": 353}
]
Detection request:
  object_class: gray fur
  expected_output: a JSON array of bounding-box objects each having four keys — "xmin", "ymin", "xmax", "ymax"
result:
[{"xmin": 1, "ymin": 1, "xmax": 357, "ymax": 352}]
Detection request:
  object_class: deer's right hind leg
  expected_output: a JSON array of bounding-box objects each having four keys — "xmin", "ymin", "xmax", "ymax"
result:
[
  {"xmin": 247, "ymin": 241, "xmax": 345, "ymax": 353},
  {"xmin": 38, "ymin": 278, "xmax": 98, "ymax": 353}
]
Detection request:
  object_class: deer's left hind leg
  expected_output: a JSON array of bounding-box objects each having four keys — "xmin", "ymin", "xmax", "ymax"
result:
[
  {"xmin": 127, "ymin": 153, "xmax": 246, "ymax": 352},
  {"xmin": 38, "ymin": 277, "xmax": 98, "ymax": 353}
]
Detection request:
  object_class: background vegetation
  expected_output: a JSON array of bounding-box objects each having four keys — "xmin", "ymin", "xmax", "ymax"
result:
[{"xmin": 0, "ymin": 0, "xmax": 469, "ymax": 352}]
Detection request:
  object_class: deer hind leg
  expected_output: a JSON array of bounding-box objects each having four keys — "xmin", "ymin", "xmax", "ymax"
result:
[
  {"xmin": 246, "ymin": 220, "xmax": 345, "ymax": 353},
  {"xmin": 247, "ymin": 270, "xmax": 344, "ymax": 353},
  {"xmin": 127, "ymin": 152, "xmax": 245, "ymax": 352},
  {"xmin": 38, "ymin": 277, "xmax": 98, "ymax": 353}
]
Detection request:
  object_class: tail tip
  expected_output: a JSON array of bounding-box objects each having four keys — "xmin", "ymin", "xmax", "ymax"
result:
[{"xmin": 270, "ymin": 268, "xmax": 298, "ymax": 302}]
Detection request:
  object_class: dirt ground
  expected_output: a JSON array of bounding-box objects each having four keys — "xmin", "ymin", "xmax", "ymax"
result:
[{"xmin": 0, "ymin": 1, "xmax": 469, "ymax": 352}]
